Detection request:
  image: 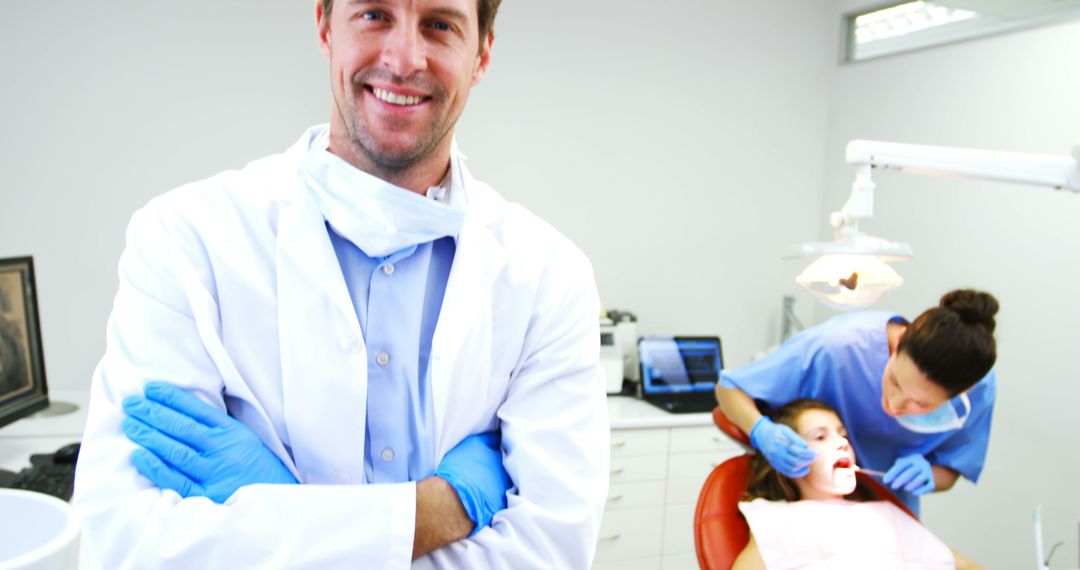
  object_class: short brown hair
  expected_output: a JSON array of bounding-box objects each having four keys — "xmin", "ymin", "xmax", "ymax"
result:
[{"xmin": 319, "ymin": 0, "xmax": 501, "ymax": 45}]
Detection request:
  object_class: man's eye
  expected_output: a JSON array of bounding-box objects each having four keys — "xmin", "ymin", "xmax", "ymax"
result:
[
  {"xmin": 429, "ymin": 20, "xmax": 452, "ymax": 32},
  {"xmin": 361, "ymin": 11, "xmax": 383, "ymax": 21}
]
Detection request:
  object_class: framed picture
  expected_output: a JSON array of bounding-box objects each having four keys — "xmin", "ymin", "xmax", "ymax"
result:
[{"xmin": 0, "ymin": 256, "xmax": 48, "ymax": 427}]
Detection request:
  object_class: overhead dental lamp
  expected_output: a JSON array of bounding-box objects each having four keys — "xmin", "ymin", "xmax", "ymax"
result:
[{"xmin": 787, "ymin": 139, "xmax": 1080, "ymax": 310}]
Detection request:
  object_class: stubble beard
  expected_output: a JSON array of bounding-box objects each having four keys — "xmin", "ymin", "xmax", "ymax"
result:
[{"xmin": 337, "ymin": 72, "xmax": 456, "ymax": 176}]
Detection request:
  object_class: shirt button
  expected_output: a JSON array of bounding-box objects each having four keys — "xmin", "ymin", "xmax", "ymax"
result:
[
  {"xmin": 338, "ymin": 335, "xmax": 356, "ymax": 352},
  {"xmin": 381, "ymin": 448, "xmax": 395, "ymax": 462},
  {"xmin": 382, "ymin": 263, "xmax": 395, "ymax": 276},
  {"xmin": 375, "ymin": 352, "xmax": 390, "ymax": 366}
]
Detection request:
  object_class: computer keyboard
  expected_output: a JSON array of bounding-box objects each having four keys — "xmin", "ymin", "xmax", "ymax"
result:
[{"xmin": 10, "ymin": 463, "xmax": 76, "ymax": 502}]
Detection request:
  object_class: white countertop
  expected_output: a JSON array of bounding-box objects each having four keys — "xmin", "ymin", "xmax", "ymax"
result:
[{"xmin": 606, "ymin": 395, "xmax": 714, "ymax": 430}]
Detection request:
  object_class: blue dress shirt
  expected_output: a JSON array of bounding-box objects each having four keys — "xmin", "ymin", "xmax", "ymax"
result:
[{"xmin": 328, "ymin": 228, "xmax": 456, "ymax": 484}]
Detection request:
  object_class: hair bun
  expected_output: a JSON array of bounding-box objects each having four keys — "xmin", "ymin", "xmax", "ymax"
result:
[{"xmin": 940, "ymin": 289, "xmax": 999, "ymax": 332}]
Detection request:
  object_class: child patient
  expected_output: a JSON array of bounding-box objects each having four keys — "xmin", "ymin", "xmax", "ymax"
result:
[{"xmin": 732, "ymin": 398, "xmax": 982, "ymax": 570}]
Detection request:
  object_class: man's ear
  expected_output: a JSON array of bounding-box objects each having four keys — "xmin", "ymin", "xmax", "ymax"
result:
[
  {"xmin": 471, "ymin": 32, "xmax": 494, "ymax": 85},
  {"xmin": 316, "ymin": 2, "xmax": 332, "ymax": 60}
]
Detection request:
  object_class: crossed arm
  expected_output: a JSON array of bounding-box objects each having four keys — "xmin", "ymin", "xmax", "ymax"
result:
[{"xmin": 120, "ymin": 382, "xmax": 500, "ymax": 559}]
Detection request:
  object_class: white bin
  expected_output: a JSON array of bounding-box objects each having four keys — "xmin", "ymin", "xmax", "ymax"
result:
[{"xmin": 0, "ymin": 489, "xmax": 80, "ymax": 570}]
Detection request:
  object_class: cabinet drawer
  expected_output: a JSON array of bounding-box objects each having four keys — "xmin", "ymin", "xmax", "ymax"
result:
[
  {"xmin": 665, "ymin": 476, "xmax": 710, "ymax": 506},
  {"xmin": 607, "ymin": 480, "xmax": 666, "ymax": 511},
  {"xmin": 610, "ymin": 428, "xmax": 670, "ymax": 457},
  {"xmin": 593, "ymin": 557, "xmax": 661, "ymax": 570},
  {"xmin": 662, "ymin": 504, "xmax": 696, "ymax": 555},
  {"xmin": 594, "ymin": 506, "xmax": 665, "ymax": 562},
  {"xmin": 667, "ymin": 450, "xmax": 739, "ymax": 481},
  {"xmin": 661, "ymin": 554, "xmax": 697, "ymax": 570},
  {"xmin": 610, "ymin": 454, "xmax": 668, "ymax": 483},
  {"xmin": 668, "ymin": 425, "xmax": 744, "ymax": 454}
]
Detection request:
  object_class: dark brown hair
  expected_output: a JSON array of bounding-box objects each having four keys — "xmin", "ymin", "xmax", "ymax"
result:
[
  {"xmin": 319, "ymin": 0, "xmax": 502, "ymax": 48},
  {"xmin": 897, "ymin": 289, "xmax": 998, "ymax": 396},
  {"xmin": 744, "ymin": 399, "xmax": 874, "ymax": 503}
]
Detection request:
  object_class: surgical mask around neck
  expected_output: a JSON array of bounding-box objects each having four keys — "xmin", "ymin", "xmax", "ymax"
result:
[
  {"xmin": 297, "ymin": 136, "xmax": 465, "ymax": 258},
  {"xmin": 895, "ymin": 393, "xmax": 971, "ymax": 434}
]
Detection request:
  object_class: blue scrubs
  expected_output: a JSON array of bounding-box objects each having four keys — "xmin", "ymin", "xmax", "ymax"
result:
[{"xmin": 721, "ymin": 311, "xmax": 995, "ymax": 515}]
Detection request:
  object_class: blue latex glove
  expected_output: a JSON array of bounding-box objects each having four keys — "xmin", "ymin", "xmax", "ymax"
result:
[
  {"xmin": 883, "ymin": 454, "xmax": 935, "ymax": 496},
  {"xmin": 434, "ymin": 431, "xmax": 512, "ymax": 535},
  {"xmin": 121, "ymin": 381, "xmax": 297, "ymax": 503},
  {"xmin": 749, "ymin": 416, "xmax": 818, "ymax": 478}
]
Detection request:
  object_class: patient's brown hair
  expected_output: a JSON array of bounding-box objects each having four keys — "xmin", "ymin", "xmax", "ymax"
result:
[{"xmin": 744, "ymin": 399, "xmax": 874, "ymax": 502}]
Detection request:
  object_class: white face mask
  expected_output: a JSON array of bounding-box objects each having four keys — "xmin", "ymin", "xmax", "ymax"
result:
[
  {"xmin": 297, "ymin": 137, "xmax": 466, "ymax": 258},
  {"xmin": 895, "ymin": 393, "xmax": 971, "ymax": 434}
]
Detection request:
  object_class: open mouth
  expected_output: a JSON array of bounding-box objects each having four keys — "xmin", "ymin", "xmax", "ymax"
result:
[
  {"xmin": 369, "ymin": 86, "xmax": 430, "ymax": 107},
  {"xmin": 832, "ymin": 457, "xmax": 853, "ymax": 470}
]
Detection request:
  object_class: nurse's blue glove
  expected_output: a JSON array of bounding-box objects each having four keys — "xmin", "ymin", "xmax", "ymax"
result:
[
  {"xmin": 883, "ymin": 454, "xmax": 935, "ymax": 496},
  {"xmin": 434, "ymin": 431, "xmax": 512, "ymax": 536},
  {"xmin": 121, "ymin": 381, "xmax": 297, "ymax": 504},
  {"xmin": 749, "ymin": 416, "xmax": 818, "ymax": 478}
]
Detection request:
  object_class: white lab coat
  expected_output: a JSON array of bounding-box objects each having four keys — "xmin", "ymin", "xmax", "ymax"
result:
[{"xmin": 73, "ymin": 127, "xmax": 610, "ymax": 569}]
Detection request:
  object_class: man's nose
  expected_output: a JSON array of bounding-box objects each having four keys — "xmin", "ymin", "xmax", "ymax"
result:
[{"xmin": 381, "ymin": 24, "xmax": 426, "ymax": 76}]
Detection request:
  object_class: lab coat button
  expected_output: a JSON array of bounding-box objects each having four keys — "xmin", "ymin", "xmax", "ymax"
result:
[
  {"xmin": 381, "ymin": 448, "xmax": 395, "ymax": 462},
  {"xmin": 382, "ymin": 263, "xmax": 395, "ymax": 276},
  {"xmin": 375, "ymin": 351, "xmax": 390, "ymax": 366}
]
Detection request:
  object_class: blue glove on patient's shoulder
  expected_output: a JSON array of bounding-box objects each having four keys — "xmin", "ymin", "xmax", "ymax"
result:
[
  {"xmin": 883, "ymin": 453, "xmax": 935, "ymax": 496},
  {"xmin": 122, "ymin": 381, "xmax": 297, "ymax": 503},
  {"xmin": 749, "ymin": 416, "xmax": 818, "ymax": 478},
  {"xmin": 434, "ymin": 431, "xmax": 512, "ymax": 536}
]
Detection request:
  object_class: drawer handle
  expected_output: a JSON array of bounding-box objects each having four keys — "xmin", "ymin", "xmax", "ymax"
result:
[
  {"xmin": 611, "ymin": 440, "xmax": 627, "ymax": 448},
  {"xmin": 610, "ymin": 468, "xmax": 625, "ymax": 475},
  {"xmin": 607, "ymin": 494, "xmax": 623, "ymax": 502},
  {"xmin": 600, "ymin": 533, "xmax": 622, "ymax": 542}
]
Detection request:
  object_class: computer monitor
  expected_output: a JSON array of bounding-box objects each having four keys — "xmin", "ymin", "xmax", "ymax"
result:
[{"xmin": 0, "ymin": 257, "xmax": 48, "ymax": 429}]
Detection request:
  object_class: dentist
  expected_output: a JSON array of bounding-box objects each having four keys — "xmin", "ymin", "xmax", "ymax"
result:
[
  {"xmin": 716, "ymin": 289, "xmax": 998, "ymax": 516},
  {"xmin": 73, "ymin": 1, "xmax": 610, "ymax": 568}
]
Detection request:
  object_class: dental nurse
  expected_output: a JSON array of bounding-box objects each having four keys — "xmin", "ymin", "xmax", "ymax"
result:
[{"xmin": 716, "ymin": 289, "xmax": 999, "ymax": 515}]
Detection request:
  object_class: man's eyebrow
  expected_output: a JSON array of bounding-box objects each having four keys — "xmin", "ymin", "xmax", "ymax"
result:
[
  {"xmin": 346, "ymin": 0, "xmax": 392, "ymax": 9},
  {"xmin": 427, "ymin": 5, "xmax": 469, "ymax": 24}
]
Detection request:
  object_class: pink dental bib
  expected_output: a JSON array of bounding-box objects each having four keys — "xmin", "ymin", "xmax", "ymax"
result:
[{"xmin": 738, "ymin": 499, "xmax": 955, "ymax": 569}]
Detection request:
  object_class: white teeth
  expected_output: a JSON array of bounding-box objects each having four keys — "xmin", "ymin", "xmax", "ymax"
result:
[{"xmin": 373, "ymin": 88, "xmax": 422, "ymax": 107}]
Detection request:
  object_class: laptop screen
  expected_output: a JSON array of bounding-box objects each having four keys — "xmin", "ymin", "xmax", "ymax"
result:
[{"xmin": 639, "ymin": 337, "xmax": 723, "ymax": 394}]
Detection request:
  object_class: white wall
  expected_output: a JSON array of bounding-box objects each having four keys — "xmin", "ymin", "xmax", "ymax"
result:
[
  {"xmin": 824, "ymin": 3, "xmax": 1080, "ymax": 567},
  {"xmin": 0, "ymin": 1, "xmax": 328, "ymax": 391},
  {"xmin": 454, "ymin": 0, "xmax": 836, "ymax": 365},
  {"xmin": 0, "ymin": 1, "xmax": 835, "ymax": 393}
]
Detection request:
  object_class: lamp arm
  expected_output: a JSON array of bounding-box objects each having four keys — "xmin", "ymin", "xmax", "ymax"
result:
[{"xmin": 845, "ymin": 139, "xmax": 1080, "ymax": 192}]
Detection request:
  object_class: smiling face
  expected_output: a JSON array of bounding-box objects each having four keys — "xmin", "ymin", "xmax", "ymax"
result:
[
  {"xmin": 316, "ymin": 0, "xmax": 492, "ymax": 189},
  {"xmin": 792, "ymin": 408, "xmax": 858, "ymax": 501},
  {"xmin": 880, "ymin": 351, "xmax": 951, "ymax": 417}
]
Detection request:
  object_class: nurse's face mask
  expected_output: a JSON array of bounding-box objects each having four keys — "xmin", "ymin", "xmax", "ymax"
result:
[{"xmin": 894, "ymin": 393, "xmax": 971, "ymax": 434}]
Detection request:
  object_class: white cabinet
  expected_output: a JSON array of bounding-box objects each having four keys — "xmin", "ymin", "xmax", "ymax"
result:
[{"xmin": 595, "ymin": 397, "xmax": 745, "ymax": 570}]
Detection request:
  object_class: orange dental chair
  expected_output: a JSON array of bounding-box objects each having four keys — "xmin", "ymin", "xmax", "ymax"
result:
[{"xmin": 694, "ymin": 407, "xmax": 916, "ymax": 570}]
